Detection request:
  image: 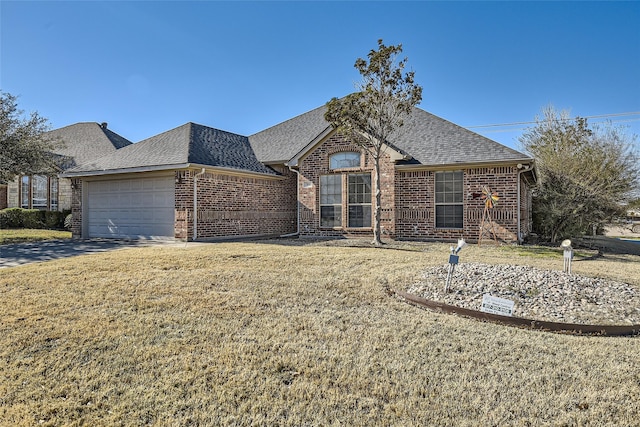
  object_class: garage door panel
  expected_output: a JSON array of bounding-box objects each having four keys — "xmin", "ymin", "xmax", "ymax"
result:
[{"xmin": 87, "ymin": 176, "xmax": 175, "ymax": 239}]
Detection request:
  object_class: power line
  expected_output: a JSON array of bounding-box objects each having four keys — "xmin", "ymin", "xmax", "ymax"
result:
[
  {"xmin": 476, "ymin": 117, "xmax": 640, "ymax": 134},
  {"xmin": 465, "ymin": 111, "xmax": 640, "ymax": 130}
]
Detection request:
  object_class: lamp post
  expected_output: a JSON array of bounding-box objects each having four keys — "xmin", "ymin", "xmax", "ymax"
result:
[{"xmin": 445, "ymin": 239, "xmax": 466, "ymax": 293}]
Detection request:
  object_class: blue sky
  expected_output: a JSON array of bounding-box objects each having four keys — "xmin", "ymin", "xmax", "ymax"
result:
[{"xmin": 2, "ymin": 1, "xmax": 639, "ymax": 151}]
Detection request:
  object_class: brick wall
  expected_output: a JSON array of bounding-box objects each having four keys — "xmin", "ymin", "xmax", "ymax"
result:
[
  {"xmin": 70, "ymin": 178, "xmax": 82, "ymax": 238},
  {"xmin": 395, "ymin": 165, "xmax": 521, "ymax": 242},
  {"xmin": 176, "ymin": 168, "xmax": 297, "ymax": 240}
]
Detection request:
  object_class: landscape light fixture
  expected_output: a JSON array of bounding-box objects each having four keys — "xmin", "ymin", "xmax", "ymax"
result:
[
  {"xmin": 561, "ymin": 239, "xmax": 573, "ymax": 274},
  {"xmin": 445, "ymin": 239, "xmax": 466, "ymax": 292}
]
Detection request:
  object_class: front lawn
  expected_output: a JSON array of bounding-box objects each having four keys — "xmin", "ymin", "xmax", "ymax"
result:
[
  {"xmin": 0, "ymin": 228, "xmax": 72, "ymax": 245},
  {"xmin": 0, "ymin": 241, "xmax": 638, "ymax": 425}
]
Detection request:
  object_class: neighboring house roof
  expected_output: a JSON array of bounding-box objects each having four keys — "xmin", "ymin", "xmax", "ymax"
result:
[
  {"xmin": 63, "ymin": 122, "xmax": 278, "ymax": 177},
  {"xmin": 249, "ymin": 104, "xmax": 532, "ymax": 167},
  {"xmin": 46, "ymin": 122, "xmax": 133, "ymax": 170}
]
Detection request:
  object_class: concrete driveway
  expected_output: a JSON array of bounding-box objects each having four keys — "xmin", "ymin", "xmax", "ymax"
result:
[{"xmin": 0, "ymin": 239, "xmax": 177, "ymax": 268}]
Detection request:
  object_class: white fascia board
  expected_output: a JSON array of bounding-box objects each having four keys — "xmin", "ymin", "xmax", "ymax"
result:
[
  {"xmin": 60, "ymin": 163, "xmax": 190, "ymax": 178},
  {"xmin": 61, "ymin": 163, "xmax": 283, "ymax": 180}
]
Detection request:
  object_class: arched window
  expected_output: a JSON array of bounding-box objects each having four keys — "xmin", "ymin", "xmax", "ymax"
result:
[{"xmin": 329, "ymin": 152, "xmax": 360, "ymax": 170}]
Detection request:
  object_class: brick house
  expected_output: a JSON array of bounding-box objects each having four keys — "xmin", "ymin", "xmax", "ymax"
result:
[
  {"xmin": 5, "ymin": 104, "xmax": 535, "ymax": 242},
  {"xmin": 250, "ymin": 105, "xmax": 536, "ymax": 242}
]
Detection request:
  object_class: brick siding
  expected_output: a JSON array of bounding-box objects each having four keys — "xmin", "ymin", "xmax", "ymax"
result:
[
  {"xmin": 395, "ymin": 166, "xmax": 521, "ymax": 242},
  {"xmin": 175, "ymin": 168, "xmax": 297, "ymax": 240},
  {"xmin": 70, "ymin": 179, "xmax": 82, "ymax": 238}
]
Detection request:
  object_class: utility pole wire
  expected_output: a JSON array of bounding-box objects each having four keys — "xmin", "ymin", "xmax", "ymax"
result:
[{"xmin": 465, "ymin": 111, "xmax": 640, "ymax": 129}]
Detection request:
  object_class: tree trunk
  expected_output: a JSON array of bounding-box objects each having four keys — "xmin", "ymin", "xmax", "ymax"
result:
[{"xmin": 372, "ymin": 155, "xmax": 383, "ymax": 246}]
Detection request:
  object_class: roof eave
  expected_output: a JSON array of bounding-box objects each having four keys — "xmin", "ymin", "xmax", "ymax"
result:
[
  {"xmin": 395, "ymin": 157, "xmax": 535, "ymax": 171},
  {"xmin": 61, "ymin": 163, "xmax": 282, "ymax": 179}
]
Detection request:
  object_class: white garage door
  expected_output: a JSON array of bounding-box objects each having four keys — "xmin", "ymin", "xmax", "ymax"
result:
[{"xmin": 87, "ymin": 176, "xmax": 175, "ymax": 239}]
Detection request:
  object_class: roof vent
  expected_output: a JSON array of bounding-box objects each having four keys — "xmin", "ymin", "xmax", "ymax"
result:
[{"xmin": 100, "ymin": 122, "xmax": 108, "ymax": 129}]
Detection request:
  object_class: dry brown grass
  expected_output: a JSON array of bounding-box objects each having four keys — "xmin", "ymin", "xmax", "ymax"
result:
[
  {"xmin": 0, "ymin": 229, "xmax": 71, "ymax": 245},
  {"xmin": 1, "ymin": 240, "xmax": 639, "ymax": 426}
]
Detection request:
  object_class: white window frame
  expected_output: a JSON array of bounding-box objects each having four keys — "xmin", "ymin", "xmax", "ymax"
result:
[
  {"xmin": 435, "ymin": 171, "xmax": 464, "ymax": 229},
  {"xmin": 347, "ymin": 173, "xmax": 372, "ymax": 228},
  {"xmin": 319, "ymin": 174, "xmax": 342, "ymax": 228}
]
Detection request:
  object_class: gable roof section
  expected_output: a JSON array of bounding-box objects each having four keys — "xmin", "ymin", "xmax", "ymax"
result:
[
  {"xmin": 46, "ymin": 122, "xmax": 133, "ymax": 170},
  {"xmin": 249, "ymin": 104, "xmax": 532, "ymax": 167},
  {"xmin": 63, "ymin": 122, "xmax": 277, "ymax": 176},
  {"xmin": 248, "ymin": 105, "xmax": 331, "ymax": 164}
]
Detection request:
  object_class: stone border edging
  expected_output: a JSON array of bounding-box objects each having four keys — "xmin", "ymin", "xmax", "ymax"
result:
[{"xmin": 393, "ymin": 289, "xmax": 640, "ymax": 336}]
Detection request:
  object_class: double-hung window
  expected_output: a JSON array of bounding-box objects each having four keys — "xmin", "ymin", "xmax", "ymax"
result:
[
  {"xmin": 320, "ymin": 175, "xmax": 342, "ymax": 227},
  {"xmin": 319, "ymin": 173, "xmax": 372, "ymax": 229},
  {"xmin": 435, "ymin": 171, "xmax": 463, "ymax": 228},
  {"xmin": 347, "ymin": 173, "xmax": 371, "ymax": 228}
]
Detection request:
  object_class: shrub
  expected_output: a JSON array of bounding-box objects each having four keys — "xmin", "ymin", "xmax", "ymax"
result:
[
  {"xmin": 1, "ymin": 208, "xmax": 72, "ymax": 230},
  {"xmin": 0, "ymin": 208, "xmax": 24, "ymax": 228},
  {"xmin": 22, "ymin": 209, "xmax": 45, "ymax": 229},
  {"xmin": 44, "ymin": 211, "xmax": 65, "ymax": 229}
]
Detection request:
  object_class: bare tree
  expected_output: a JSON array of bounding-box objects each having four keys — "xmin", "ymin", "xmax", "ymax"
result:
[{"xmin": 325, "ymin": 39, "xmax": 422, "ymax": 245}]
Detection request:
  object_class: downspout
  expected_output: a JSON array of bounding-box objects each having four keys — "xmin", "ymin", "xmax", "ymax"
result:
[
  {"xmin": 193, "ymin": 168, "xmax": 206, "ymax": 241},
  {"xmin": 280, "ymin": 165, "xmax": 300, "ymax": 238}
]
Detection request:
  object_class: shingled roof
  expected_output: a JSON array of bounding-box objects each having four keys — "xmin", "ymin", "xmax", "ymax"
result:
[
  {"xmin": 46, "ymin": 122, "xmax": 132, "ymax": 170},
  {"xmin": 249, "ymin": 104, "xmax": 532, "ymax": 167},
  {"xmin": 248, "ymin": 106, "xmax": 330, "ymax": 164},
  {"xmin": 60, "ymin": 103, "xmax": 531, "ymax": 177},
  {"xmin": 64, "ymin": 122, "xmax": 277, "ymax": 176}
]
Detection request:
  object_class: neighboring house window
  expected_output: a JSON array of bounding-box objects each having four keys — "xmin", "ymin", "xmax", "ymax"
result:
[
  {"xmin": 347, "ymin": 173, "xmax": 372, "ymax": 228},
  {"xmin": 320, "ymin": 175, "xmax": 342, "ymax": 227},
  {"xmin": 50, "ymin": 177, "xmax": 59, "ymax": 211},
  {"xmin": 435, "ymin": 171, "xmax": 463, "ymax": 228},
  {"xmin": 19, "ymin": 175, "xmax": 60, "ymax": 210},
  {"xmin": 32, "ymin": 175, "xmax": 48, "ymax": 209},
  {"xmin": 330, "ymin": 152, "xmax": 360, "ymax": 169},
  {"xmin": 21, "ymin": 176, "xmax": 30, "ymax": 208}
]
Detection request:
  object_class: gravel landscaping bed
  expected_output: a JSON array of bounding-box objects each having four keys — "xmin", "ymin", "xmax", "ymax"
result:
[{"xmin": 408, "ymin": 263, "xmax": 640, "ymax": 325}]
